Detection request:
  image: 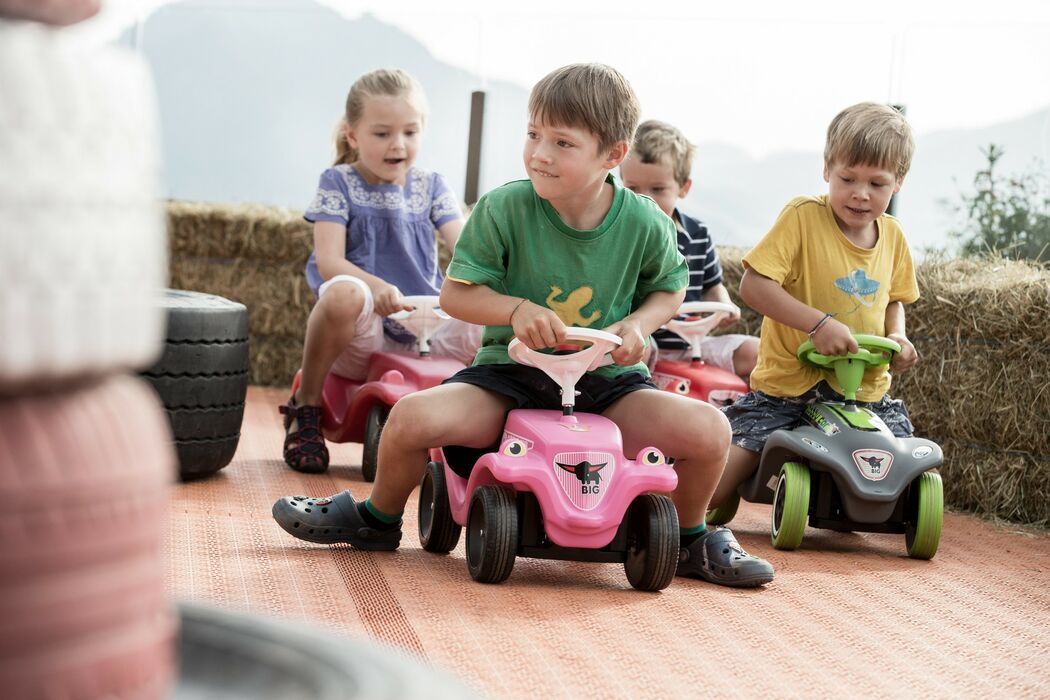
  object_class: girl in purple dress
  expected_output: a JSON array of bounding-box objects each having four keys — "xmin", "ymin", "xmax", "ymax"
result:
[{"xmin": 282, "ymin": 68, "xmax": 479, "ymax": 473}]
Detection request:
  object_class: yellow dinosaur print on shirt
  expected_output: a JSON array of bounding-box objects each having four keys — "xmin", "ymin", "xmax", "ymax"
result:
[{"xmin": 546, "ymin": 285, "xmax": 602, "ymax": 326}]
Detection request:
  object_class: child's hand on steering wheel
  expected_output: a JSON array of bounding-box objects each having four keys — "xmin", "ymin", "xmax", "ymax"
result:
[
  {"xmin": 511, "ymin": 300, "xmax": 566, "ymax": 350},
  {"xmin": 887, "ymin": 332, "xmax": 919, "ymax": 372},
  {"xmin": 811, "ymin": 317, "xmax": 859, "ymax": 356},
  {"xmin": 716, "ymin": 303, "xmax": 742, "ymax": 329},
  {"xmin": 601, "ymin": 318, "xmax": 646, "ymax": 365},
  {"xmin": 373, "ymin": 281, "xmax": 413, "ymax": 317}
]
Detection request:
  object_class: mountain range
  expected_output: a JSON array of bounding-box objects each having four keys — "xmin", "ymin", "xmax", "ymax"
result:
[{"xmin": 119, "ymin": 0, "xmax": 1050, "ymax": 253}]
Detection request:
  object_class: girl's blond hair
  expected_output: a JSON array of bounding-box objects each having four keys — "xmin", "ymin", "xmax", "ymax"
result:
[
  {"xmin": 824, "ymin": 102, "xmax": 914, "ymax": 181},
  {"xmin": 333, "ymin": 68, "xmax": 428, "ymax": 166}
]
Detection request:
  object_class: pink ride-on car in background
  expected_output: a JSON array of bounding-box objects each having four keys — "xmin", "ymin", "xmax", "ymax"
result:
[
  {"xmin": 650, "ymin": 301, "xmax": 749, "ymax": 406},
  {"xmin": 289, "ymin": 296, "xmax": 466, "ymax": 481},
  {"xmin": 417, "ymin": 328, "xmax": 681, "ymax": 591}
]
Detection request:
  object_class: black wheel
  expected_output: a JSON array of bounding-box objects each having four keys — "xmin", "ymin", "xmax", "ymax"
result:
[
  {"xmin": 418, "ymin": 461, "xmax": 462, "ymax": 553},
  {"xmin": 361, "ymin": 405, "xmax": 387, "ymax": 482},
  {"xmin": 141, "ymin": 290, "xmax": 249, "ymax": 481},
  {"xmin": 623, "ymin": 494, "xmax": 679, "ymax": 591},
  {"xmin": 465, "ymin": 485, "xmax": 517, "ymax": 584}
]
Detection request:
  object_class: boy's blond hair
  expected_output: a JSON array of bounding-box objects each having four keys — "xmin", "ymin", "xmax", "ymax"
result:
[
  {"xmin": 631, "ymin": 120, "xmax": 696, "ymax": 186},
  {"xmin": 824, "ymin": 102, "xmax": 914, "ymax": 181},
  {"xmin": 528, "ymin": 63, "xmax": 640, "ymax": 152}
]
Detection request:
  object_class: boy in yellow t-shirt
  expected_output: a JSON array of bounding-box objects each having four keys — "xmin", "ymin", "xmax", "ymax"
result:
[{"xmin": 710, "ymin": 102, "xmax": 921, "ymax": 509}]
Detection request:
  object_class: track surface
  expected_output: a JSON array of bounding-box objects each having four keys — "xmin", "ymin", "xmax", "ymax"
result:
[{"xmin": 168, "ymin": 387, "xmax": 1050, "ymax": 698}]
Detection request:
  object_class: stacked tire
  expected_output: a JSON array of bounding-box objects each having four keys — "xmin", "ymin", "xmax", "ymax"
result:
[
  {"xmin": 143, "ymin": 291, "xmax": 250, "ymax": 481},
  {"xmin": 0, "ymin": 21, "xmax": 175, "ymax": 699}
]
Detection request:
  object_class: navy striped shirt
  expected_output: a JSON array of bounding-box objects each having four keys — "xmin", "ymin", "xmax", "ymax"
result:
[{"xmin": 653, "ymin": 209, "xmax": 723, "ymax": 350}]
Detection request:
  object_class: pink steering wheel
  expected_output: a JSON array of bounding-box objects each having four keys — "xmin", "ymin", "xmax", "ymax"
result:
[{"xmin": 507, "ymin": 328, "xmax": 622, "ymax": 410}]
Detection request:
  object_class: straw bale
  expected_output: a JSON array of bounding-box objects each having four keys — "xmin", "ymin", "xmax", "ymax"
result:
[
  {"xmin": 250, "ymin": 334, "xmax": 302, "ymax": 388},
  {"xmin": 909, "ymin": 258, "xmax": 1050, "ymax": 344},
  {"xmin": 170, "ymin": 256, "xmax": 312, "ymax": 338},
  {"xmin": 936, "ymin": 438, "xmax": 1049, "ymax": 527},
  {"xmin": 893, "ymin": 338, "xmax": 1050, "ymax": 453},
  {"xmin": 167, "ymin": 201, "xmax": 312, "ymax": 264}
]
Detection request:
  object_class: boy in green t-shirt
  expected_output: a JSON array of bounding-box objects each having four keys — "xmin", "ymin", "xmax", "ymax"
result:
[
  {"xmin": 711, "ymin": 102, "xmax": 921, "ymax": 512},
  {"xmin": 273, "ymin": 64, "xmax": 774, "ymax": 588}
]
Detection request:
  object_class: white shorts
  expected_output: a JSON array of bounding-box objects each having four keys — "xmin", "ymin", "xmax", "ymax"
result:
[
  {"xmin": 649, "ymin": 334, "xmax": 752, "ymax": 374},
  {"xmin": 319, "ymin": 275, "xmax": 482, "ymax": 380}
]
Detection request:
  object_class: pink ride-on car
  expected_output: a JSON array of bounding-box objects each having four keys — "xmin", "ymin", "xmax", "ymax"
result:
[
  {"xmin": 650, "ymin": 301, "xmax": 749, "ymax": 406},
  {"xmin": 417, "ymin": 328, "xmax": 681, "ymax": 591},
  {"xmin": 289, "ymin": 295, "xmax": 466, "ymax": 481}
]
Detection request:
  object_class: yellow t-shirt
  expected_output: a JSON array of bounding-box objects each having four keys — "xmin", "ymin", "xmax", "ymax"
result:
[{"xmin": 745, "ymin": 195, "xmax": 919, "ymax": 402}]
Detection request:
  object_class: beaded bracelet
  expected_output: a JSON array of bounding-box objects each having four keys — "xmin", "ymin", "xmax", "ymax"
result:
[{"xmin": 808, "ymin": 312, "xmax": 833, "ymax": 337}]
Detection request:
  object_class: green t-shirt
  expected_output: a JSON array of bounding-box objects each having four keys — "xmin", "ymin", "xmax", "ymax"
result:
[{"xmin": 446, "ymin": 175, "xmax": 687, "ymax": 378}]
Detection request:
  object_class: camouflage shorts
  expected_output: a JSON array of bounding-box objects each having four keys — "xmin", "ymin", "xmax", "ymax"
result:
[{"xmin": 723, "ymin": 381, "xmax": 914, "ymax": 453}]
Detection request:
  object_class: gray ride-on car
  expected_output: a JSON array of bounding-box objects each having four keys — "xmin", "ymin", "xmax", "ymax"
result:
[{"xmin": 707, "ymin": 334, "xmax": 944, "ymax": 559}]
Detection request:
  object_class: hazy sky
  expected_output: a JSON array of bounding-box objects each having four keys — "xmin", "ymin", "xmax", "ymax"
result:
[{"xmin": 74, "ymin": 0, "xmax": 1050, "ymax": 159}]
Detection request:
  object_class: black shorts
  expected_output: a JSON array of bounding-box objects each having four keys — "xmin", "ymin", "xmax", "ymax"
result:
[
  {"xmin": 442, "ymin": 363, "xmax": 656, "ymax": 414},
  {"xmin": 723, "ymin": 380, "xmax": 915, "ymax": 453}
]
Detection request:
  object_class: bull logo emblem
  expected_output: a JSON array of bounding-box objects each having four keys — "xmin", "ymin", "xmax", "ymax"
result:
[
  {"xmin": 557, "ymin": 459, "xmax": 606, "ymax": 486},
  {"xmin": 852, "ymin": 449, "xmax": 893, "ymax": 481},
  {"xmin": 860, "ymin": 455, "xmax": 884, "ymax": 470}
]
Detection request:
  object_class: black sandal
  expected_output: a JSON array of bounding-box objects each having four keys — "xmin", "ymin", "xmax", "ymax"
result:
[{"xmin": 279, "ymin": 397, "xmax": 329, "ymax": 473}]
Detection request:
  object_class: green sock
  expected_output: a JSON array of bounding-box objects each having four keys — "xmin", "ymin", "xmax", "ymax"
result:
[
  {"xmin": 358, "ymin": 499, "xmax": 402, "ymax": 529},
  {"xmin": 679, "ymin": 522, "xmax": 707, "ymax": 547}
]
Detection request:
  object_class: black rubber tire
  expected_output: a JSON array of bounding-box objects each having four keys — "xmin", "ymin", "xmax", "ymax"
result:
[
  {"xmin": 361, "ymin": 405, "xmax": 386, "ymax": 483},
  {"xmin": 176, "ymin": 436, "xmax": 241, "ymax": 481},
  {"xmin": 141, "ymin": 290, "xmax": 250, "ymax": 480},
  {"xmin": 466, "ymin": 485, "xmax": 517, "ymax": 584},
  {"xmin": 418, "ymin": 461, "xmax": 462, "ymax": 553},
  {"xmin": 623, "ymin": 494, "xmax": 680, "ymax": 591},
  {"xmin": 163, "ymin": 289, "xmax": 250, "ymax": 342},
  {"xmin": 167, "ymin": 405, "xmax": 246, "ymax": 441}
]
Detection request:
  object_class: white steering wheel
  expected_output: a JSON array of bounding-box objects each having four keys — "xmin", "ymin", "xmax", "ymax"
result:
[
  {"xmin": 507, "ymin": 328, "xmax": 622, "ymax": 410},
  {"xmin": 388, "ymin": 295, "xmax": 452, "ymax": 354},
  {"xmin": 662, "ymin": 301, "xmax": 739, "ymax": 361}
]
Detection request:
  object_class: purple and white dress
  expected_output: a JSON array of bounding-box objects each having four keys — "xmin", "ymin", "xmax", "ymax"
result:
[{"xmin": 304, "ymin": 164, "xmax": 462, "ymax": 342}]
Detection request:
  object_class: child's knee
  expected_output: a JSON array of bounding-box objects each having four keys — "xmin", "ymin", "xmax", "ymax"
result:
[
  {"xmin": 679, "ymin": 402, "xmax": 731, "ymax": 455},
  {"xmin": 384, "ymin": 390, "xmax": 447, "ymax": 446},
  {"xmin": 733, "ymin": 338, "xmax": 759, "ymax": 377},
  {"xmin": 316, "ymin": 280, "xmax": 367, "ymax": 324}
]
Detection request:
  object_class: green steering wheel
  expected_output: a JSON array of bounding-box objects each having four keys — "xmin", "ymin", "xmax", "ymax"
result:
[{"xmin": 797, "ymin": 334, "xmax": 901, "ymax": 402}]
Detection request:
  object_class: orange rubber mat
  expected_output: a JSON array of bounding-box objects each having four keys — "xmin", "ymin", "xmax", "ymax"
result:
[{"xmin": 168, "ymin": 387, "xmax": 1050, "ymax": 698}]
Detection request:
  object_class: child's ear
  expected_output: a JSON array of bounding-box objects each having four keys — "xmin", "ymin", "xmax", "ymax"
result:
[
  {"xmin": 892, "ymin": 176, "xmax": 904, "ymax": 194},
  {"xmin": 679, "ymin": 178, "xmax": 693, "ymax": 198},
  {"xmin": 603, "ymin": 141, "xmax": 630, "ymax": 170},
  {"xmin": 823, "ymin": 162, "xmax": 831, "ymax": 182},
  {"xmin": 343, "ymin": 121, "xmax": 357, "ymax": 148}
]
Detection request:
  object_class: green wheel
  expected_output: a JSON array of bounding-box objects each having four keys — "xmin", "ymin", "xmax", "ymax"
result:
[
  {"xmin": 906, "ymin": 471, "xmax": 943, "ymax": 560},
  {"xmin": 706, "ymin": 491, "xmax": 740, "ymax": 526},
  {"xmin": 771, "ymin": 461, "xmax": 810, "ymax": 550}
]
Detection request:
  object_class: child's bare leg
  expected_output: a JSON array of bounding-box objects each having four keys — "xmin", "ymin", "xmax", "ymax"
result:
[
  {"xmin": 369, "ymin": 383, "xmax": 515, "ymax": 515},
  {"xmin": 710, "ymin": 445, "xmax": 760, "ymax": 508},
  {"xmin": 733, "ymin": 337, "xmax": 759, "ymax": 382},
  {"xmin": 602, "ymin": 390, "xmax": 730, "ymax": 528},
  {"xmin": 295, "ymin": 282, "xmax": 366, "ymax": 406},
  {"xmin": 605, "ymin": 388, "xmax": 773, "ymax": 587}
]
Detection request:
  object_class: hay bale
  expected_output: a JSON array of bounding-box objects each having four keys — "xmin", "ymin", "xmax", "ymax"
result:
[
  {"xmin": 167, "ymin": 201, "xmax": 312, "ymax": 264},
  {"xmin": 170, "ymin": 256, "xmax": 312, "ymax": 338},
  {"xmin": 937, "ymin": 439, "xmax": 1050, "ymax": 527},
  {"xmin": 250, "ymin": 334, "xmax": 303, "ymax": 389}
]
